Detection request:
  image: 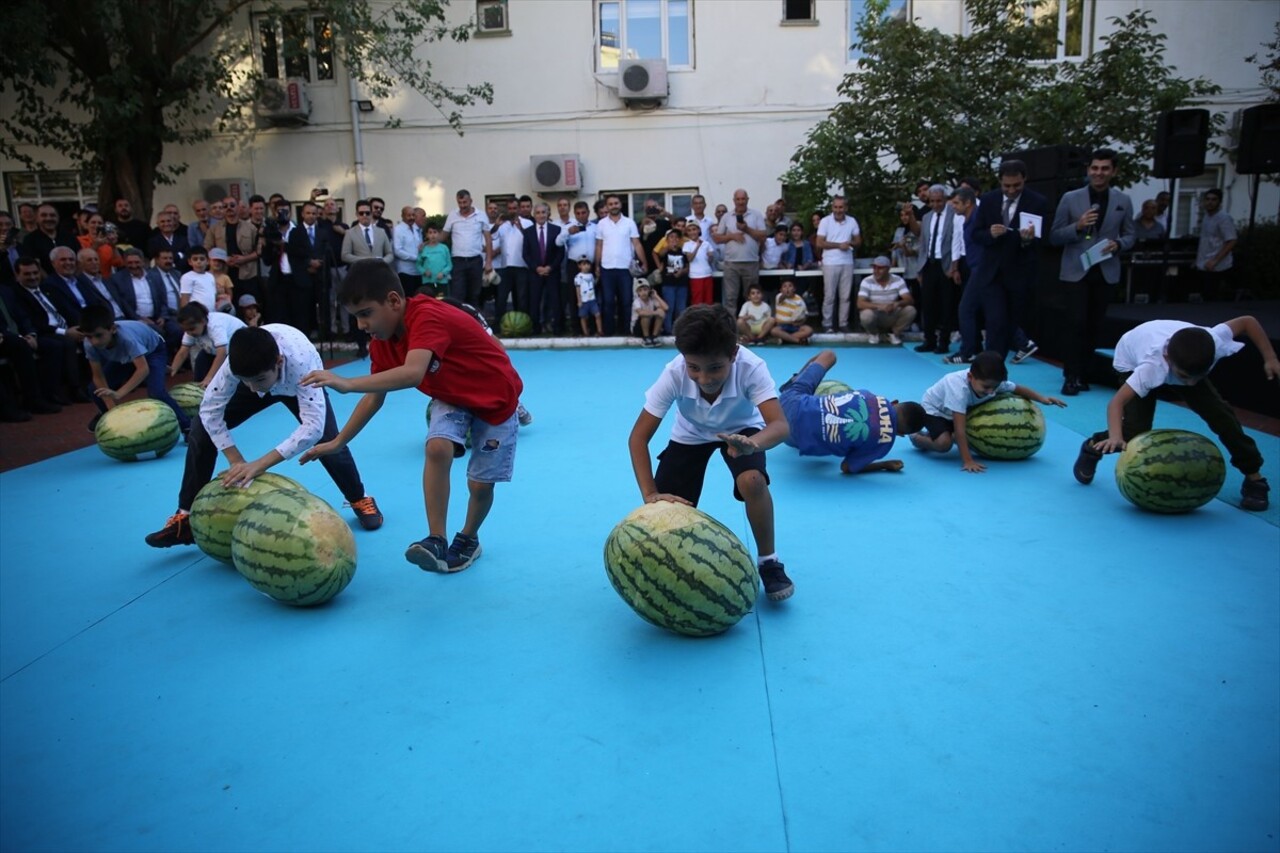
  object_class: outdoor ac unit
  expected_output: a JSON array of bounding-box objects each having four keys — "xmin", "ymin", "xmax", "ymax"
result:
[
  {"xmin": 617, "ymin": 59, "xmax": 668, "ymax": 102},
  {"xmin": 199, "ymin": 178, "xmax": 253, "ymax": 205},
  {"xmin": 256, "ymin": 78, "xmax": 311, "ymax": 124},
  {"xmin": 476, "ymin": 0, "xmax": 508, "ymax": 33},
  {"xmin": 530, "ymin": 154, "xmax": 583, "ymax": 192}
]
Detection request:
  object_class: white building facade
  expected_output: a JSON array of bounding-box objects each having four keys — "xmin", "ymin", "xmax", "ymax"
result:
[{"xmin": 2, "ymin": 0, "xmax": 1276, "ymax": 234}]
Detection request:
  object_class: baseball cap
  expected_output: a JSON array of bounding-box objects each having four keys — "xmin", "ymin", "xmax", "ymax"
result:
[
  {"xmin": 208, "ymin": 247, "xmax": 228, "ymax": 261},
  {"xmin": 872, "ymin": 255, "xmax": 891, "ymax": 267},
  {"xmin": 237, "ymin": 294, "xmax": 258, "ymax": 308}
]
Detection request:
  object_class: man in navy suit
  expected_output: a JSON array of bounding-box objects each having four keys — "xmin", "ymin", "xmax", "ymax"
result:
[
  {"xmin": 913, "ymin": 185, "xmax": 962, "ymax": 354},
  {"xmin": 0, "ymin": 283, "xmax": 62, "ymax": 417},
  {"xmin": 42, "ymin": 245, "xmax": 106, "ymax": 322},
  {"xmin": 1050, "ymin": 148, "xmax": 1135, "ymax": 395},
  {"xmin": 111, "ymin": 249, "xmax": 182, "ymax": 351},
  {"xmin": 963, "ymin": 159, "xmax": 1050, "ymax": 361},
  {"xmin": 522, "ymin": 203, "xmax": 564, "ymax": 335},
  {"xmin": 285, "ymin": 200, "xmax": 329, "ymax": 336},
  {"xmin": 11, "ymin": 256, "xmax": 83, "ymax": 402}
]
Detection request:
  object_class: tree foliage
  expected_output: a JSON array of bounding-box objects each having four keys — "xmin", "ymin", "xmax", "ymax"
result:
[
  {"xmin": 0, "ymin": 0, "xmax": 493, "ymax": 219},
  {"xmin": 1245, "ymin": 20, "xmax": 1280, "ymax": 102},
  {"xmin": 782, "ymin": 0, "xmax": 1221, "ymax": 249}
]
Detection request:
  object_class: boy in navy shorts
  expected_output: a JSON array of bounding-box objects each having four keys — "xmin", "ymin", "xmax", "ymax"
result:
[
  {"xmin": 301, "ymin": 259, "xmax": 524, "ymax": 573},
  {"xmin": 627, "ymin": 304, "xmax": 795, "ymax": 601}
]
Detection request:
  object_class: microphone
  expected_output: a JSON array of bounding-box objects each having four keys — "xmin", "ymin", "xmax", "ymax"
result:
[{"xmin": 1086, "ymin": 203, "xmax": 1100, "ymax": 236}]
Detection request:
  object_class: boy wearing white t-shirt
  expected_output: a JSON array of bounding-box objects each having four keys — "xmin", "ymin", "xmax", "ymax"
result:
[
  {"xmin": 682, "ymin": 223, "xmax": 715, "ymax": 306},
  {"xmin": 737, "ymin": 285, "xmax": 775, "ymax": 345},
  {"xmin": 170, "ymin": 301, "xmax": 246, "ymax": 385},
  {"xmin": 627, "ymin": 304, "xmax": 795, "ymax": 601},
  {"xmin": 179, "ymin": 247, "xmax": 218, "ymax": 312},
  {"xmin": 1073, "ymin": 316, "xmax": 1279, "ymax": 510}
]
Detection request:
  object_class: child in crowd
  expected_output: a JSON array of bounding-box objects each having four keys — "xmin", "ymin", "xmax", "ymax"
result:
[
  {"xmin": 1072, "ymin": 315, "xmax": 1278, "ymax": 510},
  {"xmin": 80, "ymin": 304, "xmax": 192, "ymax": 435},
  {"xmin": 913, "ymin": 350, "xmax": 1066, "ymax": 473},
  {"xmin": 208, "ymin": 248, "xmax": 236, "ymax": 313},
  {"xmin": 237, "ymin": 293, "xmax": 262, "ymax": 327},
  {"xmin": 655, "ymin": 227, "xmax": 689, "ymax": 335},
  {"xmin": 169, "ymin": 301, "xmax": 246, "ymax": 385},
  {"xmin": 781, "ymin": 223, "xmax": 817, "ymax": 271},
  {"xmin": 683, "ymin": 222, "xmax": 715, "ymax": 306},
  {"xmin": 299, "ymin": 259, "xmax": 523, "ymax": 573},
  {"xmin": 761, "ymin": 225, "xmax": 789, "ymax": 270},
  {"xmin": 737, "ymin": 285, "xmax": 775, "ymax": 345},
  {"xmin": 631, "ymin": 279, "xmax": 668, "ymax": 347},
  {"xmin": 573, "ymin": 257, "xmax": 603, "ymax": 337},
  {"xmin": 627, "ymin": 304, "xmax": 795, "ymax": 601},
  {"xmin": 779, "ymin": 349, "xmax": 925, "ymax": 474},
  {"xmin": 772, "ymin": 278, "xmax": 813, "ymax": 345},
  {"xmin": 145, "ymin": 323, "xmax": 384, "ymax": 549},
  {"xmin": 416, "ymin": 224, "xmax": 452, "ymax": 297},
  {"xmin": 179, "ymin": 246, "xmax": 217, "ymax": 312}
]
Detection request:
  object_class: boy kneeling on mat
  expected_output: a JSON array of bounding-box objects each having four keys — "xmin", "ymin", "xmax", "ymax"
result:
[{"xmin": 300, "ymin": 259, "xmax": 524, "ymax": 573}]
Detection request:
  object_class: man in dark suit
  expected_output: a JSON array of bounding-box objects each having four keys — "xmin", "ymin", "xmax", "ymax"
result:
[
  {"xmin": 43, "ymin": 245, "xmax": 107, "ymax": 320},
  {"xmin": 146, "ymin": 210, "xmax": 191, "ymax": 271},
  {"xmin": 111, "ymin": 249, "xmax": 182, "ymax": 351},
  {"xmin": 285, "ymin": 201, "xmax": 328, "ymax": 336},
  {"xmin": 11, "ymin": 256, "xmax": 82, "ymax": 403},
  {"xmin": 20, "ymin": 204, "xmax": 78, "ymax": 275},
  {"xmin": 522, "ymin": 203, "xmax": 564, "ymax": 335},
  {"xmin": 0, "ymin": 283, "xmax": 62, "ymax": 418},
  {"xmin": 913, "ymin": 185, "xmax": 961, "ymax": 354},
  {"xmin": 962, "ymin": 159, "xmax": 1050, "ymax": 361},
  {"xmin": 1050, "ymin": 147, "xmax": 1135, "ymax": 395}
]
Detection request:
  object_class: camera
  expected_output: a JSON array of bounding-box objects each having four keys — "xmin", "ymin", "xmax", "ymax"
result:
[
  {"xmin": 277, "ymin": 206, "xmax": 291, "ymax": 224},
  {"xmin": 313, "ymin": 187, "xmax": 329, "ymax": 200}
]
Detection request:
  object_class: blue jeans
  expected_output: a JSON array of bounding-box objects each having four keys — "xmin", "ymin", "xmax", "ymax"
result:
[
  {"xmin": 661, "ymin": 284, "xmax": 689, "ymax": 334},
  {"xmin": 91, "ymin": 347, "xmax": 191, "ymax": 431},
  {"xmin": 599, "ymin": 267, "xmax": 633, "ymax": 336}
]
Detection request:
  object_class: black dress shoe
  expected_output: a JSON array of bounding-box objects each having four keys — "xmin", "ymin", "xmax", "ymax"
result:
[
  {"xmin": 914, "ymin": 341, "xmax": 936, "ymax": 353},
  {"xmin": 1077, "ymin": 380, "xmax": 1091, "ymax": 392},
  {"xmin": 1061, "ymin": 378, "xmax": 1081, "ymax": 396}
]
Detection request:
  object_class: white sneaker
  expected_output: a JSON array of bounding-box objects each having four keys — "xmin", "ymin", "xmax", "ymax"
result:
[
  {"xmin": 516, "ymin": 403, "xmax": 533, "ymax": 426},
  {"xmin": 888, "ymin": 334, "xmax": 902, "ymax": 346},
  {"xmin": 866, "ymin": 334, "xmax": 879, "ymax": 344}
]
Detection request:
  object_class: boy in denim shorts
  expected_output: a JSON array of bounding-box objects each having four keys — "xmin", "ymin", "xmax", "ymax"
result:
[
  {"xmin": 626, "ymin": 304, "xmax": 795, "ymax": 601},
  {"xmin": 301, "ymin": 259, "xmax": 524, "ymax": 573}
]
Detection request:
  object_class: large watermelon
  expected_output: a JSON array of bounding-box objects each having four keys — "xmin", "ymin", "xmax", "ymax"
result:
[
  {"xmin": 232, "ymin": 490, "xmax": 357, "ymax": 606},
  {"xmin": 499, "ymin": 310, "xmax": 533, "ymax": 337},
  {"xmin": 964, "ymin": 393, "xmax": 1046, "ymax": 460},
  {"xmin": 603, "ymin": 502, "xmax": 758, "ymax": 637},
  {"xmin": 189, "ymin": 472, "xmax": 307, "ymax": 563},
  {"xmin": 170, "ymin": 382, "xmax": 205, "ymax": 417},
  {"xmin": 816, "ymin": 379, "xmax": 852, "ymax": 397},
  {"xmin": 94, "ymin": 399, "xmax": 181, "ymax": 462},
  {"xmin": 1115, "ymin": 429, "xmax": 1225, "ymax": 513}
]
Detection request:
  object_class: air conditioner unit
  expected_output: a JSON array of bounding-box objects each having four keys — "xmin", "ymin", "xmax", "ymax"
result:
[
  {"xmin": 198, "ymin": 178, "xmax": 253, "ymax": 205},
  {"xmin": 256, "ymin": 78, "xmax": 311, "ymax": 124},
  {"xmin": 530, "ymin": 154, "xmax": 583, "ymax": 192},
  {"xmin": 617, "ymin": 59, "xmax": 668, "ymax": 102},
  {"xmin": 476, "ymin": 0, "xmax": 508, "ymax": 33}
]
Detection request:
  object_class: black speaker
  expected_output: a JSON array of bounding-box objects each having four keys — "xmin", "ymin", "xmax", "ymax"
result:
[
  {"xmin": 1004, "ymin": 145, "xmax": 1089, "ymax": 213},
  {"xmin": 1152, "ymin": 109, "xmax": 1209, "ymax": 178},
  {"xmin": 1237, "ymin": 103, "xmax": 1280, "ymax": 175}
]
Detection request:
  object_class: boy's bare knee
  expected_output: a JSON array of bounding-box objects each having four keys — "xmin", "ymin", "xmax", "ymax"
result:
[
  {"xmin": 425, "ymin": 437, "xmax": 455, "ymax": 462},
  {"xmin": 737, "ymin": 469, "xmax": 768, "ymax": 497}
]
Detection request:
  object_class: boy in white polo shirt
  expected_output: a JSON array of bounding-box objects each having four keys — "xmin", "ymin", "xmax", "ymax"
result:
[
  {"xmin": 178, "ymin": 246, "xmax": 218, "ymax": 312},
  {"xmin": 627, "ymin": 304, "xmax": 795, "ymax": 601},
  {"xmin": 1072, "ymin": 315, "xmax": 1279, "ymax": 510}
]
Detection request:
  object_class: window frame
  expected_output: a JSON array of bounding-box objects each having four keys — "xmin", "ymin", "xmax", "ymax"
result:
[
  {"xmin": 4, "ymin": 170, "xmax": 100, "ymax": 223},
  {"xmin": 475, "ymin": 0, "xmax": 512, "ymax": 37},
  {"xmin": 781, "ymin": 0, "xmax": 817, "ymax": 26},
  {"xmin": 596, "ymin": 0, "xmax": 695, "ymax": 72},
  {"xmin": 1174, "ymin": 166, "xmax": 1225, "ymax": 240},
  {"xmin": 599, "ymin": 188, "xmax": 699, "ymax": 223},
  {"xmin": 847, "ymin": 0, "xmax": 911, "ymax": 64},
  {"xmin": 253, "ymin": 10, "xmax": 336, "ymax": 84}
]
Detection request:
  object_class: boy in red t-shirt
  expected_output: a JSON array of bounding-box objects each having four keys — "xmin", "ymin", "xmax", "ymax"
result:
[{"xmin": 301, "ymin": 259, "xmax": 524, "ymax": 572}]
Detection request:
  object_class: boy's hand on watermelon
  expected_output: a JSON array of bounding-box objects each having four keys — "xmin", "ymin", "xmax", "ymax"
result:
[
  {"xmin": 222, "ymin": 461, "xmax": 265, "ymax": 488},
  {"xmin": 644, "ymin": 492, "xmax": 693, "ymax": 507}
]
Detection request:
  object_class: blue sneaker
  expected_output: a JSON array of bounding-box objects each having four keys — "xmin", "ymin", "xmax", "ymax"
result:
[
  {"xmin": 405, "ymin": 534, "xmax": 449, "ymax": 573},
  {"xmin": 446, "ymin": 533, "xmax": 483, "ymax": 572}
]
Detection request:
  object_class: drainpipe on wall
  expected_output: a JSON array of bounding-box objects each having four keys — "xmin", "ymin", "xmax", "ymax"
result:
[{"xmin": 349, "ymin": 75, "xmax": 367, "ymax": 201}]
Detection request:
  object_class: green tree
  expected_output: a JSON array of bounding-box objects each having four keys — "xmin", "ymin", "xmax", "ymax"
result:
[
  {"xmin": 782, "ymin": 0, "xmax": 1221, "ymax": 250},
  {"xmin": 0, "ymin": 0, "xmax": 493, "ymax": 220}
]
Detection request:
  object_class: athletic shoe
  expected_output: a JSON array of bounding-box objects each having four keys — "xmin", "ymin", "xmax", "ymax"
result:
[
  {"xmin": 1241, "ymin": 477, "xmax": 1271, "ymax": 511},
  {"xmin": 1073, "ymin": 438, "xmax": 1103, "ymax": 485},
  {"xmin": 405, "ymin": 534, "xmax": 450, "ymax": 573},
  {"xmin": 888, "ymin": 334, "xmax": 902, "ymax": 346},
  {"xmin": 517, "ymin": 403, "xmax": 533, "ymax": 426},
  {"xmin": 446, "ymin": 532, "xmax": 483, "ymax": 572},
  {"xmin": 942, "ymin": 353, "xmax": 974, "ymax": 365},
  {"xmin": 758, "ymin": 559, "xmax": 794, "ymax": 602},
  {"xmin": 346, "ymin": 496, "xmax": 384, "ymax": 531},
  {"xmin": 1011, "ymin": 340, "xmax": 1039, "ymax": 364},
  {"xmin": 145, "ymin": 511, "xmax": 194, "ymax": 547},
  {"xmin": 866, "ymin": 334, "xmax": 879, "ymax": 345}
]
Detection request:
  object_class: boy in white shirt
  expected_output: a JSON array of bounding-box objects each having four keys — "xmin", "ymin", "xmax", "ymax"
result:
[
  {"xmin": 1072, "ymin": 315, "xmax": 1278, "ymax": 510},
  {"xmin": 179, "ymin": 247, "xmax": 218, "ymax": 312},
  {"xmin": 573, "ymin": 257, "xmax": 603, "ymax": 337},
  {"xmin": 913, "ymin": 351, "xmax": 1065, "ymax": 473},
  {"xmin": 761, "ymin": 225, "xmax": 789, "ymax": 270},
  {"xmin": 627, "ymin": 304, "xmax": 794, "ymax": 601},
  {"xmin": 737, "ymin": 285, "xmax": 775, "ymax": 346},
  {"xmin": 631, "ymin": 280, "xmax": 668, "ymax": 348},
  {"xmin": 169, "ymin": 301, "xmax": 246, "ymax": 386},
  {"xmin": 682, "ymin": 222, "xmax": 715, "ymax": 306}
]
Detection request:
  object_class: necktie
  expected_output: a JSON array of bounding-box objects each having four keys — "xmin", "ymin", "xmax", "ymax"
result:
[
  {"xmin": 165, "ymin": 272, "xmax": 180, "ymax": 302},
  {"xmin": 1003, "ymin": 197, "xmax": 1014, "ymax": 228},
  {"xmin": 538, "ymin": 226, "xmax": 546, "ymax": 264},
  {"xmin": 308, "ymin": 225, "xmax": 315, "ymax": 245},
  {"xmin": 34, "ymin": 290, "xmax": 66, "ymax": 329},
  {"xmin": 930, "ymin": 213, "xmax": 941, "ymax": 259},
  {"xmin": 365, "ymin": 227, "xmax": 373, "ymax": 248}
]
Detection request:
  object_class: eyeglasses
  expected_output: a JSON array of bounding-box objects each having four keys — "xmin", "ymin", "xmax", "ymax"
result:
[{"xmin": 356, "ymin": 210, "xmax": 372, "ymax": 216}]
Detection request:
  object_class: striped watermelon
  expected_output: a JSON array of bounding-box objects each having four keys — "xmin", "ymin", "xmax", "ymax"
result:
[
  {"xmin": 190, "ymin": 472, "xmax": 307, "ymax": 563},
  {"xmin": 603, "ymin": 502, "xmax": 758, "ymax": 637},
  {"xmin": 499, "ymin": 310, "xmax": 533, "ymax": 337},
  {"xmin": 170, "ymin": 382, "xmax": 205, "ymax": 417},
  {"xmin": 1115, "ymin": 429, "xmax": 1225, "ymax": 513},
  {"xmin": 94, "ymin": 399, "xmax": 181, "ymax": 462},
  {"xmin": 231, "ymin": 489, "xmax": 357, "ymax": 606},
  {"xmin": 964, "ymin": 393, "xmax": 1045, "ymax": 460},
  {"xmin": 816, "ymin": 379, "xmax": 852, "ymax": 397}
]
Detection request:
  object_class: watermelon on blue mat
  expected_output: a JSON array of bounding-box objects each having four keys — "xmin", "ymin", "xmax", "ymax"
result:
[
  {"xmin": 94, "ymin": 399, "xmax": 181, "ymax": 462},
  {"xmin": 231, "ymin": 489, "xmax": 357, "ymax": 606},
  {"xmin": 1114, "ymin": 429, "xmax": 1226, "ymax": 513},
  {"xmin": 964, "ymin": 393, "xmax": 1046, "ymax": 460}
]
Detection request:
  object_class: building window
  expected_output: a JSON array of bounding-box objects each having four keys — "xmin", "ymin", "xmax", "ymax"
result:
[
  {"xmin": 5, "ymin": 170, "xmax": 100, "ymax": 224},
  {"xmin": 848, "ymin": 0, "xmax": 910, "ymax": 63},
  {"xmin": 255, "ymin": 12, "xmax": 335, "ymax": 82},
  {"xmin": 1174, "ymin": 167, "xmax": 1224, "ymax": 239},
  {"xmin": 783, "ymin": 0, "xmax": 815, "ymax": 23},
  {"xmin": 597, "ymin": 0, "xmax": 692, "ymax": 71},
  {"xmin": 476, "ymin": 0, "xmax": 511, "ymax": 36},
  {"xmin": 600, "ymin": 189, "xmax": 697, "ymax": 222},
  {"xmin": 1024, "ymin": 0, "xmax": 1091, "ymax": 61}
]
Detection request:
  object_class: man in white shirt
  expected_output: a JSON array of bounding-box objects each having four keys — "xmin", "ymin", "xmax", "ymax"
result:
[
  {"xmin": 495, "ymin": 205, "xmax": 533, "ymax": 321},
  {"xmin": 392, "ymin": 205, "xmax": 423, "ymax": 295},
  {"xmin": 557, "ymin": 200, "xmax": 596, "ymax": 334},
  {"xmin": 816, "ymin": 195, "xmax": 862, "ymax": 332},
  {"xmin": 594, "ymin": 194, "xmax": 647, "ymax": 335},
  {"xmin": 712, "ymin": 188, "xmax": 767, "ymax": 316},
  {"xmin": 442, "ymin": 189, "xmax": 493, "ymax": 305}
]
